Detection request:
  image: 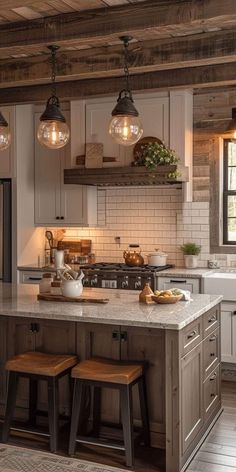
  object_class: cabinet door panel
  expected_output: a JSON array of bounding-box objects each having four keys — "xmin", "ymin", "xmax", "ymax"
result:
[
  {"xmin": 0, "ymin": 317, "xmax": 8, "ymax": 406},
  {"xmin": 181, "ymin": 344, "xmax": 204, "ymax": 454},
  {"xmin": 76, "ymin": 323, "xmax": 120, "ymax": 423},
  {"xmin": 121, "ymin": 327, "xmax": 165, "ymax": 443},
  {"xmin": 221, "ymin": 307, "xmax": 236, "ymax": 363},
  {"xmin": 60, "ymin": 183, "xmax": 84, "ymax": 225},
  {"xmin": 34, "ymin": 113, "xmax": 62, "ymax": 224},
  {"xmin": 36, "ymin": 320, "xmax": 76, "ymax": 414},
  {"xmin": 86, "ymin": 101, "xmax": 125, "ymax": 166}
]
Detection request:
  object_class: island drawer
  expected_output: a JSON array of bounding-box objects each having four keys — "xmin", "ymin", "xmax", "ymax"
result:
[
  {"xmin": 203, "ymin": 364, "xmax": 220, "ymax": 421},
  {"xmin": 181, "ymin": 318, "xmax": 203, "ymax": 356},
  {"xmin": 203, "ymin": 328, "xmax": 220, "ymax": 379},
  {"xmin": 203, "ymin": 306, "xmax": 220, "ymax": 337}
]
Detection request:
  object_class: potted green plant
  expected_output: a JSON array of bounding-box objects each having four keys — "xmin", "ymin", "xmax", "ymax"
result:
[
  {"xmin": 133, "ymin": 142, "xmax": 180, "ymax": 179},
  {"xmin": 180, "ymin": 242, "xmax": 201, "ymax": 269}
]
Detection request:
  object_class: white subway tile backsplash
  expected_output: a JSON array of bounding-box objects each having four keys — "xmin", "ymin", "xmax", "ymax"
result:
[{"xmin": 62, "ymin": 188, "xmax": 219, "ymax": 267}]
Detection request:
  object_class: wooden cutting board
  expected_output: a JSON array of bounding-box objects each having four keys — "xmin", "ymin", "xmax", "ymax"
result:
[{"xmin": 37, "ymin": 293, "xmax": 109, "ymax": 304}]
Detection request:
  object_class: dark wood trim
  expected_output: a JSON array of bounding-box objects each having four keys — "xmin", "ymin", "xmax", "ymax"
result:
[
  {"xmin": 64, "ymin": 165, "xmax": 187, "ymax": 187},
  {"xmin": 1, "ymin": 29, "xmax": 236, "ymax": 87},
  {"xmin": 1, "ymin": 62, "xmax": 236, "ymax": 105},
  {"xmin": 0, "ymin": 0, "xmax": 235, "ymax": 52}
]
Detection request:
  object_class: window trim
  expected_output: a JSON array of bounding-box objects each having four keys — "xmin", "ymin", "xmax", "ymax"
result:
[{"xmin": 223, "ymin": 139, "xmax": 236, "ymax": 245}]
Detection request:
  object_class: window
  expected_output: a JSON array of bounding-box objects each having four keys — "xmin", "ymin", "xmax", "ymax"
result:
[{"xmin": 223, "ymin": 139, "xmax": 236, "ymax": 244}]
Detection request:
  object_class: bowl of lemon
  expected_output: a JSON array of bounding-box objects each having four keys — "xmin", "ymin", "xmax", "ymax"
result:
[{"xmin": 152, "ymin": 288, "xmax": 183, "ymax": 304}]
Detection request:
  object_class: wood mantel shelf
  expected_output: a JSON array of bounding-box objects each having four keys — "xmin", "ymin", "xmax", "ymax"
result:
[{"xmin": 64, "ymin": 165, "xmax": 189, "ymax": 187}]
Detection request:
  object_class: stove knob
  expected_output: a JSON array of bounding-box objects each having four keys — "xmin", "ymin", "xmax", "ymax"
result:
[
  {"xmin": 121, "ymin": 276, "xmax": 129, "ymax": 289},
  {"xmin": 83, "ymin": 277, "xmax": 90, "ymax": 287},
  {"xmin": 91, "ymin": 275, "xmax": 98, "ymax": 287},
  {"xmin": 135, "ymin": 276, "xmax": 142, "ymax": 290}
]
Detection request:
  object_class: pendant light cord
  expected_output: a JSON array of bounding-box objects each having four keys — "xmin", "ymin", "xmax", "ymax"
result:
[
  {"xmin": 123, "ymin": 39, "xmax": 131, "ymax": 94},
  {"xmin": 47, "ymin": 45, "xmax": 60, "ymax": 105}
]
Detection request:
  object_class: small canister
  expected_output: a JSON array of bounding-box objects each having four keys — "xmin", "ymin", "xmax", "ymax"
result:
[{"xmin": 39, "ymin": 273, "xmax": 53, "ymax": 294}]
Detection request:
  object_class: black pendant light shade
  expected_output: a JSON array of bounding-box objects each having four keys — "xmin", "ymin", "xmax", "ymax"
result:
[
  {"xmin": 0, "ymin": 111, "xmax": 9, "ymax": 127},
  {"xmin": 111, "ymin": 90, "xmax": 139, "ymax": 117},
  {"xmin": 37, "ymin": 45, "xmax": 70, "ymax": 149},
  {"xmin": 40, "ymin": 96, "xmax": 66, "ymax": 123},
  {"xmin": 109, "ymin": 36, "xmax": 143, "ymax": 146}
]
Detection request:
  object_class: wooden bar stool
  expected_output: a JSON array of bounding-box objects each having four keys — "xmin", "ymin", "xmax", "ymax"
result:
[
  {"xmin": 68, "ymin": 357, "xmax": 150, "ymax": 467},
  {"xmin": 2, "ymin": 351, "xmax": 77, "ymax": 452}
]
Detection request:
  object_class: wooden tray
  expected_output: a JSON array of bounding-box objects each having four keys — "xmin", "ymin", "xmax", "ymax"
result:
[{"xmin": 37, "ymin": 293, "xmax": 109, "ymax": 304}]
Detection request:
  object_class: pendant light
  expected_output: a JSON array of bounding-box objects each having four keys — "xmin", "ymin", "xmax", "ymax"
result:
[
  {"xmin": 37, "ymin": 45, "xmax": 70, "ymax": 149},
  {"xmin": 226, "ymin": 108, "xmax": 236, "ymax": 140},
  {"xmin": 109, "ymin": 36, "xmax": 143, "ymax": 146},
  {"xmin": 0, "ymin": 111, "xmax": 11, "ymax": 151}
]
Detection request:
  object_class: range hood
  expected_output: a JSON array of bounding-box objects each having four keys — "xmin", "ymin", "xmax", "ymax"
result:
[{"xmin": 64, "ymin": 165, "xmax": 189, "ymax": 187}]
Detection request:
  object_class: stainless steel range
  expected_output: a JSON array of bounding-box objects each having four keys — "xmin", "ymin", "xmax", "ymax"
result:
[{"xmin": 80, "ymin": 263, "xmax": 173, "ymax": 291}]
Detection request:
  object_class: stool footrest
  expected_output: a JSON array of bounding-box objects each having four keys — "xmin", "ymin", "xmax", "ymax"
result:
[
  {"xmin": 10, "ymin": 425, "xmax": 50, "ymax": 438},
  {"xmin": 76, "ymin": 435, "xmax": 125, "ymax": 451}
]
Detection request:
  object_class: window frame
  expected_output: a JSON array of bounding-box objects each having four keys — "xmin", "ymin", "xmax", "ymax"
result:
[{"xmin": 223, "ymin": 139, "xmax": 236, "ymax": 245}]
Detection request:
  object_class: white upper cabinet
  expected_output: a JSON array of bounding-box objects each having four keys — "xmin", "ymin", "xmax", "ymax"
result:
[
  {"xmin": 0, "ymin": 106, "xmax": 15, "ymax": 178},
  {"xmin": 34, "ymin": 111, "xmax": 97, "ymax": 227},
  {"xmin": 81, "ymin": 93, "xmax": 169, "ymax": 167}
]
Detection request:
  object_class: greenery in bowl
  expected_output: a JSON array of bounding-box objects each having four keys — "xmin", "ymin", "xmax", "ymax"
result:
[
  {"xmin": 133, "ymin": 142, "xmax": 180, "ymax": 178},
  {"xmin": 180, "ymin": 242, "xmax": 201, "ymax": 256}
]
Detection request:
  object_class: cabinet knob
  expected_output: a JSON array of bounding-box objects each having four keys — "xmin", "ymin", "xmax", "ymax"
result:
[
  {"xmin": 60, "ymin": 216, "xmax": 64, "ymax": 220},
  {"xmin": 233, "ymin": 311, "xmax": 236, "ymax": 315},
  {"xmin": 56, "ymin": 216, "xmax": 60, "ymax": 220}
]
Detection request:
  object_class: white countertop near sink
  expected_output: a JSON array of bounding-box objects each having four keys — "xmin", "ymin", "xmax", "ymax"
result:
[{"xmin": 0, "ymin": 283, "xmax": 222, "ymax": 330}]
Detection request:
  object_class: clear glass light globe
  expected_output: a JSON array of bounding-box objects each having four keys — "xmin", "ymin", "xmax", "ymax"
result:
[
  {"xmin": 37, "ymin": 120, "xmax": 70, "ymax": 149},
  {"xmin": 0, "ymin": 126, "xmax": 11, "ymax": 151},
  {"xmin": 109, "ymin": 115, "xmax": 143, "ymax": 146}
]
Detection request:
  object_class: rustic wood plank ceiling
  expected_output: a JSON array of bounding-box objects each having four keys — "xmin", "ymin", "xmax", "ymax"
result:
[{"xmin": 0, "ymin": 0, "xmax": 235, "ymax": 102}]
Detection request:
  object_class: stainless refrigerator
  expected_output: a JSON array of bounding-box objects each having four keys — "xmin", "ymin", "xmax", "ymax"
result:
[{"xmin": 0, "ymin": 180, "xmax": 12, "ymax": 282}]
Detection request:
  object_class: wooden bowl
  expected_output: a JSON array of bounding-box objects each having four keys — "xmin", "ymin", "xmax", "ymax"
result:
[{"xmin": 152, "ymin": 294, "xmax": 183, "ymax": 304}]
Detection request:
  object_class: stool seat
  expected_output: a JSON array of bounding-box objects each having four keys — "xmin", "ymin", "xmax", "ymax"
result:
[
  {"xmin": 5, "ymin": 351, "xmax": 77, "ymax": 377},
  {"xmin": 71, "ymin": 358, "xmax": 143, "ymax": 385}
]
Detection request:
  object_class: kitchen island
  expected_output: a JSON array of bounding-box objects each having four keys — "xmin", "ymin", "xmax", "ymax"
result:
[{"xmin": 0, "ymin": 284, "xmax": 222, "ymax": 472}]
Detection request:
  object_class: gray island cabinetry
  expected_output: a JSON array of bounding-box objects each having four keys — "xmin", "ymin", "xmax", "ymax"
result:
[{"xmin": 0, "ymin": 285, "xmax": 222, "ymax": 472}]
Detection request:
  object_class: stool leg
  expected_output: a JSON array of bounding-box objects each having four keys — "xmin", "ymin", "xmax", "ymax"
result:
[
  {"xmin": 48, "ymin": 376, "xmax": 59, "ymax": 453},
  {"xmin": 138, "ymin": 376, "xmax": 150, "ymax": 447},
  {"xmin": 2, "ymin": 372, "xmax": 19, "ymax": 443},
  {"xmin": 93, "ymin": 386, "xmax": 101, "ymax": 436},
  {"xmin": 68, "ymin": 379, "xmax": 83, "ymax": 456},
  {"xmin": 29, "ymin": 378, "xmax": 38, "ymax": 427},
  {"xmin": 120, "ymin": 385, "xmax": 134, "ymax": 468}
]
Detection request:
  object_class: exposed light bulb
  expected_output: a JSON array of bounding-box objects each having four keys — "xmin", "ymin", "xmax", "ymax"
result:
[
  {"xmin": 37, "ymin": 120, "xmax": 70, "ymax": 149},
  {"xmin": 233, "ymin": 130, "xmax": 236, "ymax": 140},
  {"xmin": 0, "ymin": 125, "xmax": 11, "ymax": 151},
  {"xmin": 109, "ymin": 115, "xmax": 143, "ymax": 146}
]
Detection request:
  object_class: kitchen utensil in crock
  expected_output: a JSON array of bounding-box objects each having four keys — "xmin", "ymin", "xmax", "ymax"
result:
[{"xmin": 123, "ymin": 244, "xmax": 144, "ymax": 267}]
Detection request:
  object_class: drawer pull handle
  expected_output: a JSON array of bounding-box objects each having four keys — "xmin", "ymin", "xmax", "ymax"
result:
[
  {"xmin": 170, "ymin": 279, "xmax": 187, "ymax": 283},
  {"xmin": 210, "ymin": 373, "xmax": 217, "ymax": 381},
  {"xmin": 28, "ymin": 277, "xmax": 42, "ymax": 281},
  {"xmin": 187, "ymin": 330, "xmax": 197, "ymax": 339},
  {"xmin": 208, "ymin": 315, "xmax": 216, "ymax": 323},
  {"xmin": 209, "ymin": 335, "xmax": 217, "ymax": 342}
]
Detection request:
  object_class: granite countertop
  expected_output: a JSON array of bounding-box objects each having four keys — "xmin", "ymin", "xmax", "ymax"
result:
[
  {"xmin": 0, "ymin": 284, "xmax": 222, "ymax": 330},
  {"xmin": 17, "ymin": 264, "xmax": 214, "ymax": 278},
  {"xmin": 156, "ymin": 268, "xmax": 214, "ymax": 278}
]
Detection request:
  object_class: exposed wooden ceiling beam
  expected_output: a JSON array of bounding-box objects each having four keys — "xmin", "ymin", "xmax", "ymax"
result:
[
  {"xmin": 0, "ymin": 29, "xmax": 236, "ymax": 87},
  {"xmin": 0, "ymin": 0, "xmax": 235, "ymax": 52},
  {"xmin": 0, "ymin": 61, "xmax": 235, "ymax": 105}
]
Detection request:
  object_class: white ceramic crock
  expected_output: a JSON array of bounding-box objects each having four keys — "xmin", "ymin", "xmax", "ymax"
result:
[
  {"xmin": 184, "ymin": 255, "xmax": 198, "ymax": 269},
  {"xmin": 147, "ymin": 250, "xmax": 168, "ymax": 266},
  {"xmin": 61, "ymin": 279, "xmax": 83, "ymax": 298}
]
